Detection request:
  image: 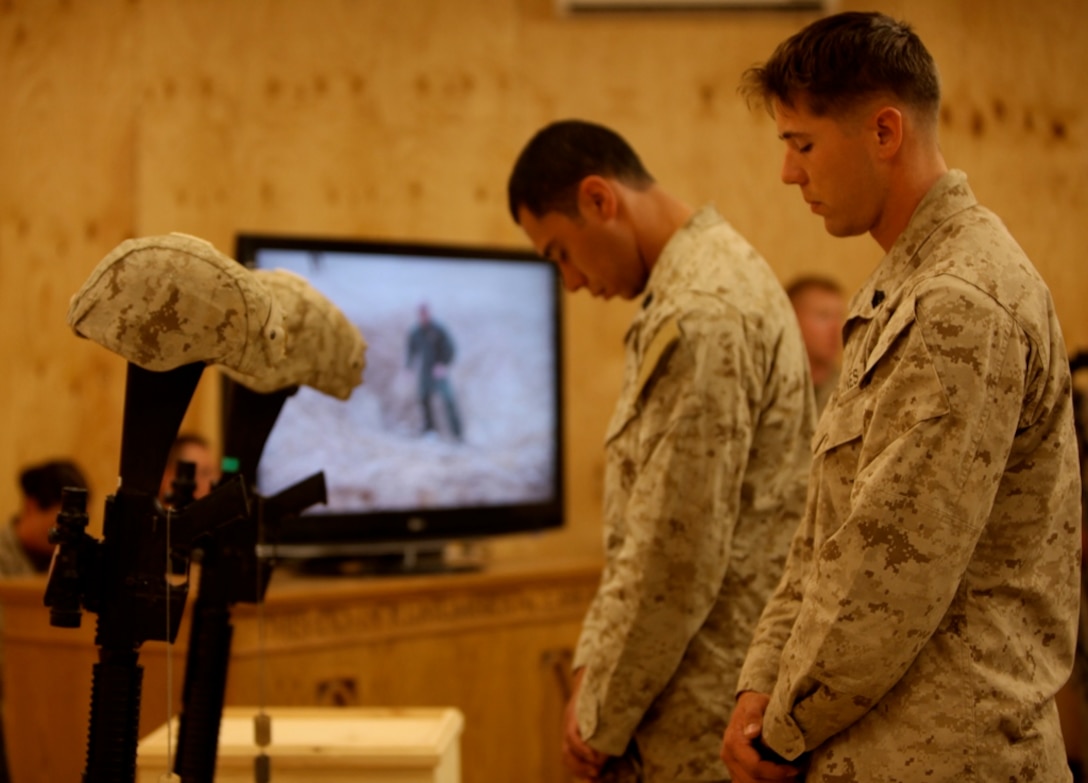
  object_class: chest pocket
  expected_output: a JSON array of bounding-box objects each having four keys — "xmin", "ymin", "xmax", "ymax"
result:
[
  {"xmin": 812, "ymin": 384, "xmax": 867, "ymax": 458},
  {"xmin": 814, "ymin": 300, "xmax": 950, "ymax": 468}
]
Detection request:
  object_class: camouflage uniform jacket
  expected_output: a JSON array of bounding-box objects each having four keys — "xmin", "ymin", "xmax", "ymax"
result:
[
  {"xmin": 0, "ymin": 521, "xmax": 39, "ymax": 691},
  {"xmin": 738, "ymin": 171, "xmax": 1082, "ymax": 782},
  {"xmin": 574, "ymin": 205, "xmax": 814, "ymax": 780},
  {"xmin": 0, "ymin": 522, "xmax": 36, "ymax": 577}
]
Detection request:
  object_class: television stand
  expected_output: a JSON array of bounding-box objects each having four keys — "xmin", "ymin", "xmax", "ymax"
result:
[{"xmin": 283, "ymin": 542, "xmax": 484, "ymax": 578}]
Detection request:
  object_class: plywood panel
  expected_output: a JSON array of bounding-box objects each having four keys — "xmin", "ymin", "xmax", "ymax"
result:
[{"xmin": 0, "ymin": 0, "xmax": 139, "ymax": 534}]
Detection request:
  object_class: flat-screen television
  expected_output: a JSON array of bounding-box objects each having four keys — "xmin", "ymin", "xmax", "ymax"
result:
[{"xmin": 227, "ymin": 233, "xmax": 564, "ymax": 572}]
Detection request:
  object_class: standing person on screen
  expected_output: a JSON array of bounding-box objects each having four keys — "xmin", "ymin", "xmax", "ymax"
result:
[
  {"xmin": 508, "ymin": 119, "xmax": 814, "ymax": 782},
  {"xmin": 406, "ymin": 303, "xmax": 463, "ymax": 442},
  {"xmin": 720, "ymin": 12, "xmax": 1082, "ymax": 783}
]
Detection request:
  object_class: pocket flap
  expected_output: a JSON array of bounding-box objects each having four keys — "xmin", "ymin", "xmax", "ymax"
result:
[
  {"xmin": 813, "ymin": 388, "xmax": 867, "ymax": 457},
  {"xmin": 605, "ymin": 318, "xmax": 682, "ymax": 443},
  {"xmin": 861, "ymin": 300, "xmax": 916, "ymax": 382}
]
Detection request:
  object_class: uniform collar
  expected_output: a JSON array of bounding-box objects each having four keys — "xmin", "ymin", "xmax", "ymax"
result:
[
  {"xmin": 849, "ymin": 170, "xmax": 977, "ymax": 321},
  {"xmin": 642, "ymin": 204, "xmax": 723, "ymax": 311}
]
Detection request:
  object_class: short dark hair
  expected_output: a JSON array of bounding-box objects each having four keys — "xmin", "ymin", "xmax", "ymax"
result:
[
  {"xmin": 167, "ymin": 432, "xmax": 210, "ymax": 466},
  {"xmin": 740, "ymin": 11, "xmax": 940, "ymax": 122},
  {"xmin": 19, "ymin": 459, "xmax": 89, "ymax": 509},
  {"xmin": 786, "ymin": 274, "xmax": 844, "ymax": 302},
  {"xmin": 507, "ymin": 120, "xmax": 655, "ymax": 223}
]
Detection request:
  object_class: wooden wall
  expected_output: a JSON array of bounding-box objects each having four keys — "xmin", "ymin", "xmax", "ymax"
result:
[{"xmin": 1, "ymin": 0, "xmax": 1085, "ymax": 560}]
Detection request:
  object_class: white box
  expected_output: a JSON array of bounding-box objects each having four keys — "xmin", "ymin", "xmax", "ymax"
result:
[{"xmin": 137, "ymin": 707, "xmax": 463, "ymax": 783}]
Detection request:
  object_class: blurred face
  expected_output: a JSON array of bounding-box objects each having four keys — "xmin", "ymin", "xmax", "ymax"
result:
[
  {"xmin": 516, "ymin": 200, "xmax": 647, "ymax": 301},
  {"xmin": 160, "ymin": 442, "xmax": 219, "ymax": 503},
  {"xmin": 791, "ymin": 286, "xmax": 846, "ymax": 369},
  {"xmin": 181, "ymin": 443, "xmax": 219, "ymax": 499},
  {"xmin": 16, "ymin": 497, "xmax": 58, "ymax": 557},
  {"xmin": 775, "ymin": 97, "xmax": 887, "ymax": 239}
]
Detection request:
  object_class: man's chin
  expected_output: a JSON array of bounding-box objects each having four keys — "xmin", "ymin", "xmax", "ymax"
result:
[
  {"xmin": 823, "ymin": 218, "xmax": 866, "ymax": 239},
  {"xmin": 616, "ymin": 284, "xmax": 649, "ymax": 302}
]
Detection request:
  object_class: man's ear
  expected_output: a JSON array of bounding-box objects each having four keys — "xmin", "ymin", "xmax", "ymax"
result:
[
  {"xmin": 872, "ymin": 106, "xmax": 904, "ymax": 160},
  {"xmin": 576, "ymin": 176, "xmax": 618, "ymax": 221}
]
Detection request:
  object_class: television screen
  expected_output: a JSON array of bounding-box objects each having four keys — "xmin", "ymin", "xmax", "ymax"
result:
[{"xmin": 228, "ymin": 234, "xmax": 564, "ymax": 566}]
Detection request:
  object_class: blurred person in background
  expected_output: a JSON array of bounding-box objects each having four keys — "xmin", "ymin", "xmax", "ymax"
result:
[
  {"xmin": 786, "ymin": 275, "xmax": 846, "ymax": 415},
  {"xmin": 0, "ymin": 458, "xmax": 90, "ymax": 783},
  {"xmin": 2, "ymin": 459, "xmax": 89, "ymax": 575},
  {"xmin": 159, "ymin": 432, "xmax": 220, "ymax": 508}
]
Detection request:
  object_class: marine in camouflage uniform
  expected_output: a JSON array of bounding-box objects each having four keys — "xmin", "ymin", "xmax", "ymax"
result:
[
  {"xmin": 508, "ymin": 120, "xmax": 814, "ymax": 782},
  {"xmin": 736, "ymin": 169, "xmax": 1081, "ymax": 782},
  {"xmin": 724, "ymin": 13, "xmax": 1082, "ymax": 783},
  {"xmin": 574, "ymin": 205, "xmax": 814, "ymax": 781}
]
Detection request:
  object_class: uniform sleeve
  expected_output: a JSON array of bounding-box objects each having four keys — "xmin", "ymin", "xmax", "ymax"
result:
[
  {"xmin": 736, "ymin": 499, "xmax": 816, "ymax": 696},
  {"xmin": 574, "ymin": 308, "xmax": 760, "ymax": 755},
  {"xmin": 759, "ymin": 281, "xmax": 1028, "ymax": 759}
]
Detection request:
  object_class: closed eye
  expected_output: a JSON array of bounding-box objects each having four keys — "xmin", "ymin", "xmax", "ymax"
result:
[{"xmin": 779, "ymin": 132, "xmax": 812, "ymax": 154}]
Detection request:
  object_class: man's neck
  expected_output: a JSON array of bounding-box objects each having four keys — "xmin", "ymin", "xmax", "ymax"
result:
[
  {"xmin": 626, "ymin": 185, "xmax": 695, "ymax": 271},
  {"xmin": 870, "ymin": 137, "xmax": 948, "ymax": 253},
  {"xmin": 811, "ymin": 361, "xmax": 837, "ymax": 387}
]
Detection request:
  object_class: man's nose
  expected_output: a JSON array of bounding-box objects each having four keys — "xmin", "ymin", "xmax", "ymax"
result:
[
  {"xmin": 781, "ymin": 151, "xmax": 806, "ymax": 186},
  {"xmin": 560, "ymin": 265, "xmax": 587, "ymax": 292}
]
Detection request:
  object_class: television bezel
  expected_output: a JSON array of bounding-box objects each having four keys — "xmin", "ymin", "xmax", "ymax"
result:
[{"xmin": 227, "ymin": 232, "xmax": 566, "ymax": 558}]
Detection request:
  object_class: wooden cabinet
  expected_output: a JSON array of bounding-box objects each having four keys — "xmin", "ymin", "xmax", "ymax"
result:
[{"xmin": 0, "ymin": 557, "xmax": 600, "ymax": 783}]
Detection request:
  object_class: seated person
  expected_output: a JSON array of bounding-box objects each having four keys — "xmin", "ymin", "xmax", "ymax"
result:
[
  {"xmin": 1, "ymin": 459, "xmax": 89, "ymax": 575},
  {"xmin": 159, "ymin": 433, "xmax": 220, "ymax": 508}
]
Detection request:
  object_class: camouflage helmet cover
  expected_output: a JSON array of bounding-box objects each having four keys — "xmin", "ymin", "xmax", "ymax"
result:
[
  {"xmin": 221, "ymin": 268, "xmax": 367, "ymax": 399},
  {"xmin": 67, "ymin": 233, "xmax": 286, "ymax": 375}
]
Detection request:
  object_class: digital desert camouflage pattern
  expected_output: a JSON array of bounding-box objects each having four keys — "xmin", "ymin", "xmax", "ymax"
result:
[
  {"xmin": 573, "ymin": 206, "xmax": 815, "ymax": 781},
  {"xmin": 67, "ymin": 233, "xmax": 285, "ymax": 375},
  {"xmin": 0, "ymin": 522, "xmax": 36, "ymax": 696},
  {"xmin": 220, "ymin": 268, "xmax": 367, "ymax": 400},
  {"xmin": 0, "ymin": 522, "xmax": 36, "ymax": 578},
  {"xmin": 738, "ymin": 171, "xmax": 1082, "ymax": 782}
]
